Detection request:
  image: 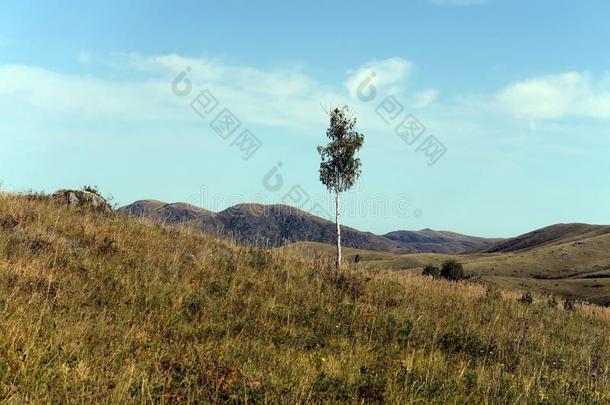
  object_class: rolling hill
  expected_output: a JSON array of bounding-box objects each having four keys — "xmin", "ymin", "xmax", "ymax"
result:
[
  {"xmin": 385, "ymin": 229, "xmax": 503, "ymax": 253},
  {"xmin": 1, "ymin": 192, "xmax": 610, "ymax": 402},
  {"xmin": 282, "ymin": 225, "xmax": 610, "ymax": 305},
  {"xmin": 479, "ymin": 223, "xmax": 610, "ymax": 253},
  {"xmin": 118, "ymin": 200, "xmax": 499, "ymax": 254}
]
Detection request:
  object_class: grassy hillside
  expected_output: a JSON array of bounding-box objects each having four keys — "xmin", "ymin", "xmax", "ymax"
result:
[
  {"xmin": 480, "ymin": 223, "xmax": 610, "ymax": 253},
  {"xmin": 284, "ymin": 236, "xmax": 610, "ymax": 306},
  {"xmin": 1, "ymin": 193, "xmax": 610, "ymax": 403}
]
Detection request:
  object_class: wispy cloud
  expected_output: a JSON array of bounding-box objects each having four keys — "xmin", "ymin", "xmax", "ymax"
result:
[
  {"xmin": 2, "ymin": 52, "xmax": 609, "ymax": 155},
  {"xmin": 496, "ymin": 71, "xmax": 610, "ymax": 120},
  {"xmin": 344, "ymin": 58, "xmax": 413, "ymax": 98},
  {"xmin": 0, "ymin": 54, "xmax": 433, "ymax": 138},
  {"xmin": 0, "ymin": 64, "xmax": 181, "ymax": 122}
]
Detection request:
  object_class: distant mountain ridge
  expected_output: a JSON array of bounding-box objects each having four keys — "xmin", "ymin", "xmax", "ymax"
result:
[
  {"xmin": 118, "ymin": 200, "xmax": 500, "ymax": 254},
  {"xmin": 384, "ymin": 229, "xmax": 501, "ymax": 253}
]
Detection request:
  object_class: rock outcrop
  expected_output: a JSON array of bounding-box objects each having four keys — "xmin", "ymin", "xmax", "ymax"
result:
[{"xmin": 52, "ymin": 190, "xmax": 113, "ymax": 214}]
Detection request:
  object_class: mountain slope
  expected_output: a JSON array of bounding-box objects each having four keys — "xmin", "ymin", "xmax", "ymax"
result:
[
  {"xmin": 119, "ymin": 200, "xmax": 498, "ymax": 253},
  {"xmin": 480, "ymin": 223, "xmax": 610, "ymax": 253},
  {"xmin": 385, "ymin": 229, "xmax": 502, "ymax": 254}
]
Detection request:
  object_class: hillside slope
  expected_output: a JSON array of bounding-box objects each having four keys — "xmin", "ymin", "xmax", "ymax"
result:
[
  {"xmin": 119, "ymin": 200, "xmax": 498, "ymax": 254},
  {"xmin": 480, "ymin": 223, "xmax": 610, "ymax": 253},
  {"xmin": 385, "ymin": 229, "xmax": 502, "ymax": 254},
  {"xmin": 1, "ymin": 192, "xmax": 610, "ymax": 403},
  {"xmin": 284, "ymin": 228, "xmax": 610, "ymax": 305}
]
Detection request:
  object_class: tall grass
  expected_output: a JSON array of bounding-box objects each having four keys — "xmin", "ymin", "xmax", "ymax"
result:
[{"xmin": 0, "ymin": 193, "xmax": 608, "ymax": 403}]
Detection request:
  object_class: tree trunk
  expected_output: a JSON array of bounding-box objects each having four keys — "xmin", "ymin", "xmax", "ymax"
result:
[{"xmin": 335, "ymin": 191, "xmax": 341, "ymax": 271}]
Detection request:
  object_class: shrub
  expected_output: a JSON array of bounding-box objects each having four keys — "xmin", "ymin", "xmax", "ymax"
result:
[
  {"xmin": 440, "ymin": 260, "xmax": 465, "ymax": 281},
  {"xmin": 518, "ymin": 291, "xmax": 534, "ymax": 305},
  {"xmin": 422, "ymin": 264, "xmax": 440, "ymax": 278}
]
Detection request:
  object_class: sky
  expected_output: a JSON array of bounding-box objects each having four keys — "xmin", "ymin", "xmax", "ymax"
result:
[{"xmin": 0, "ymin": 0, "xmax": 609, "ymax": 238}]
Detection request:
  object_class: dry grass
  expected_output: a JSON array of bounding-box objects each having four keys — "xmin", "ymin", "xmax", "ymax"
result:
[
  {"xmin": 0, "ymin": 193, "xmax": 609, "ymax": 403},
  {"xmin": 283, "ymin": 240, "xmax": 610, "ymax": 306}
]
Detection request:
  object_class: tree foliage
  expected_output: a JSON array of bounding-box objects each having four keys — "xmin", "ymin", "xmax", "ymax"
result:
[{"xmin": 317, "ymin": 106, "xmax": 364, "ymax": 194}]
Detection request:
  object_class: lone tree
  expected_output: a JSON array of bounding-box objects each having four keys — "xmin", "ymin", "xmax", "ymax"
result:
[{"xmin": 317, "ymin": 106, "xmax": 364, "ymax": 270}]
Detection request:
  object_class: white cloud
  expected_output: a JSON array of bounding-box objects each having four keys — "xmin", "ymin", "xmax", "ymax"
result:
[
  {"xmin": 497, "ymin": 72, "xmax": 610, "ymax": 120},
  {"xmin": 0, "ymin": 57, "xmax": 344, "ymax": 136},
  {"xmin": 0, "ymin": 64, "xmax": 181, "ymax": 122},
  {"xmin": 124, "ymin": 53, "xmax": 327, "ymax": 99},
  {"xmin": 3, "ymin": 51, "xmax": 609, "ymax": 180},
  {"xmin": 0, "ymin": 54, "xmax": 432, "ymax": 139},
  {"xmin": 344, "ymin": 58, "xmax": 413, "ymax": 99},
  {"xmin": 13, "ymin": 52, "xmax": 608, "ymax": 153}
]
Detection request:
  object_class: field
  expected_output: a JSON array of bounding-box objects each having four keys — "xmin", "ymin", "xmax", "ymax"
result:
[
  {"xmin": 280, "ymin": 237, "xmax": 610, "ymax": 306},
  {"xmin": 0, "ymin": 193, "xmax": 610, "ymax": 403}
]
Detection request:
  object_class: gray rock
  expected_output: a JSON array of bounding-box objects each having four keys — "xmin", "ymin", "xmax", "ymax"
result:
[{"xmin": 52, "ymin": 189, "xmax": 112, "ymax": 214}]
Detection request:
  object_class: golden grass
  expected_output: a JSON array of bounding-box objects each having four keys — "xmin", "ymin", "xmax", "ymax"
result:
[
  {"xmin": 283, "ymin": 239, "xmax": 610, "ymax": 306},
  {"xmin": 0, "ymin": 193, "xmax": 609, "ymax": 403}
]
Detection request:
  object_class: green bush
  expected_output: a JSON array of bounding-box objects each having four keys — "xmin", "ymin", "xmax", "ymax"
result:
[
  {"xmin": 422, "ymin": 264, "xmax": 440, "ymax": 278},
  {"xmin": 440, "ymin": 260, "xmax": 465, "ymax": 281}
]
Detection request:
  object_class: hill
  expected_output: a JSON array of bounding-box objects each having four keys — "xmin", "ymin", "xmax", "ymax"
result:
[
  {"xmin": 480, "ymin": 223, "xmax": 610, "ymax": 253},
  {"xmin": 385, "ymin": 229, "xmax": 503, "ymax": 254},
  {"xmin": 119, "ymin": 200, "xmax": 498, "ymax": 254},
  {"xmin": 283, "ymin": 227, "xmax": 610, "ymax": 305},
  {"xmin": 1, "ymin": 192, "xmax": 610, "ymax": 402}
]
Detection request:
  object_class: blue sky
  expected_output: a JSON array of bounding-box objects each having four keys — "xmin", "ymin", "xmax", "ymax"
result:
[{"xmin": 1, "ymin": 0, "xmax": 609, "ymax": 237}]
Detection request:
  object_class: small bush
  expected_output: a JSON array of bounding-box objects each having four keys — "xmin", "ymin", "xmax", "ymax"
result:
[
  {"xmin": 422, "ymin": 264, "xmax": 440, "ymax": 278},
  {"xmin": 440, "ymin": 260, "xmax": 465, "ymax": 281},
  {"xmin": 547, "ymin": 295, "xmax": 558, "ymax": 308},
  {"xmin": 518, "ymin": 291, "xmax": 534, "ymax": 305}
]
